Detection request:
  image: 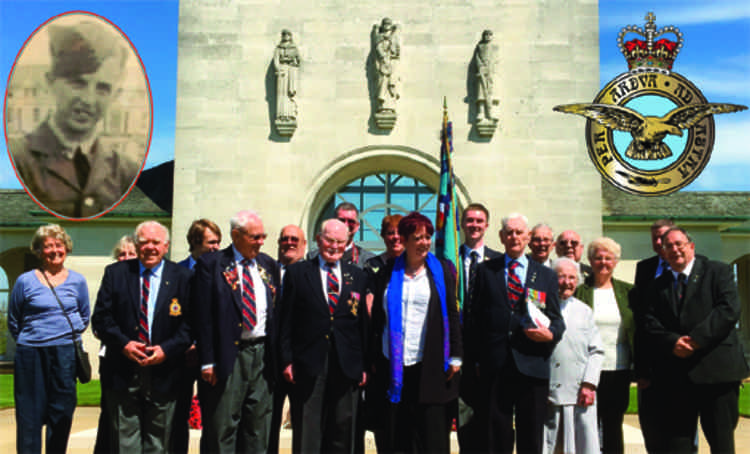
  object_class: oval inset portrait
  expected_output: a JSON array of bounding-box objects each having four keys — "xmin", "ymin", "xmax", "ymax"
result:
[{"xmin": 5, "ymin": 11, "xmax": 152, "ymax": 220}]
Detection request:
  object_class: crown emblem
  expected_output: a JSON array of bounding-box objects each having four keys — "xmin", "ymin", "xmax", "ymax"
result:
[{"xmin": 617, "ymin": 12, "xmax": 683, "ymax": 74}]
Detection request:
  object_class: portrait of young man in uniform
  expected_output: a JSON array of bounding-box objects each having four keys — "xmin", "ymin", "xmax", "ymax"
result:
[{"xmin": 7, "ymin": 14, "xmax": 149, "ymax": 219}]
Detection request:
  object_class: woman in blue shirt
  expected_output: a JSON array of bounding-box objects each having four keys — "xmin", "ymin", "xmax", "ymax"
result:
[{"xmin": 8, "ymin": 224, "xmax": 90, "ymax": 454}]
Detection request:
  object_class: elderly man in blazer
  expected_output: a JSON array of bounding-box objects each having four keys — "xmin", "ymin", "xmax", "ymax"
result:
[
  {"xmin": 467, "ymin": 213, "xmax": 565, "ymax": 454},
  {"xmin": 92, "ymin": 220, "xmax": 192, "ymax": 452},
  {"xmin": 193, "ymin": 210, "xmax": 280, "ymax": 453},
  {"xmin": 642, "ymin": 227, "xmax": 749, "ymax": 454},
  {"xmin": 280, "ymin": 219, "xmax": 369, "ymax": 453}
]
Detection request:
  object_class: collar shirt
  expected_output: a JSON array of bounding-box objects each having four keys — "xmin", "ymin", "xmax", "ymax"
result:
[
  {"xmin": 655, "ymin": 257, "xmax": 669, "ymax": 279},
  {"xmin": 504, "ymin": 254, "xmax": 529, "ymax": 287},
  {"xmin": 139, "ymin": 260, "xmax": 164, "ymax": 343},
  {"xmin": 382, "ymin": 267, "xmax": 431, "ymax": 366},
  {"xmin": 48, "ymin": 115, "xmax": 99, "ymax": 160},
  {"xmin": 187, "ymin": 255, "xmax": 197, "ymax": 270},
  {"xmin": 461, "ymin": 244, "xmax": 486, "ymax": 291},
  {"xmin": 671, "ymin": 258, "xmax": 695, "ymax": 283},
  {"xmin": 232, "ymin": 246, "xmax": 268, "ymax": 337},
  {"xmin": 318, "ymin": 255, "xmax": 341, "ymax": 301}
]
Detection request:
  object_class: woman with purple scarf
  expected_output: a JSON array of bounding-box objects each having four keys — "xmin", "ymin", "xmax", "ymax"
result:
[{"xmin": 370, "ymin": 212, "xmax": 462, "ymax": 453}]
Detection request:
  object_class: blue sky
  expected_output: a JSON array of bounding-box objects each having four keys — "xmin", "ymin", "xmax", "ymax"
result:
[{"xmin": 1, "ymin": 0, "xmax": 748, "ymax": 191}]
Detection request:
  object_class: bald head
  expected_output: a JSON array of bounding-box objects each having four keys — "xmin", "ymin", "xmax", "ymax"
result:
[
  {"xmin": 278, "ymin": 224, "xmax": 306, "ymax": 265},
  {"xmin": 317, "ymin": 219, "xmax": 348, "ymax": 264},
  {"xmin": 556, "ymin": 230, "xmax": 583, "ymax": 262}
]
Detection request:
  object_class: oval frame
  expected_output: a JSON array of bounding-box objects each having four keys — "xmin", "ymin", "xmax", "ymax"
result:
[{"xmin": 4, "ymin": 10, "xmax": 153, "ymax": 220}]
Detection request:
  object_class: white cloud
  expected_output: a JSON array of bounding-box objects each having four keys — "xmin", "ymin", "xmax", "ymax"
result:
[{"xmin": 708, "ymin": 116, "xmax": 750, "ymax": 164}]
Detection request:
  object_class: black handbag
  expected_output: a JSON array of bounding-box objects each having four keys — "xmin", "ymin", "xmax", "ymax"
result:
[{"xmin": 41, "ymin": 269, "xmax": 92, "ymax": 384}]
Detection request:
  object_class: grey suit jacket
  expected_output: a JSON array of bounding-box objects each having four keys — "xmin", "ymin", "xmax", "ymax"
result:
[{"xmin": 548, "ymin": 296, "xmax": 604, "ymax": 406}]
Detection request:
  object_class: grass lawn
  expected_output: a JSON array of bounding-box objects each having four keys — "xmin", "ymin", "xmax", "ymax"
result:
[{"xmin": 1, "ymin": 374, "xmax": 101, "ymax": 409}]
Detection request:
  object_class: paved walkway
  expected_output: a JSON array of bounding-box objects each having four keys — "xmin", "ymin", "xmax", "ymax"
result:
[{"xmin": 1, "ymin": 407, "xmax": 749, "ymax": 453}]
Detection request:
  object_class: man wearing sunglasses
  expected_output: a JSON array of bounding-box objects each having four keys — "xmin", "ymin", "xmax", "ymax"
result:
[
  {"xmin": 555, "ymin": 230, "xmax": 592, "ymax": 285},
  {"xmin": 193, "ymin": 210, "xmax": 280, "ymax": 453}
]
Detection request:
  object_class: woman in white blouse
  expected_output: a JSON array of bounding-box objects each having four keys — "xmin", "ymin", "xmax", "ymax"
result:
[
  {"xmin": 574, "ymin": 237, "xmax": 634, "ymax": 454},
  {"xmin": 370, "ymin": 212, "xmax": 462, "ymax": 453}
]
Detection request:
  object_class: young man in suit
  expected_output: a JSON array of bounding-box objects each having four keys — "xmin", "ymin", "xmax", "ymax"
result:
[
  {"xmin": 641, "ymin": 227, "xmax": 749, "ymax": 454},
  {"xmin": 467, "ymin": 213, "xmax": 565, "ymax": 454},
  {"xmin": 280, "ymin": 219, "xmax": 369, "ymax": 453},
  {"xmin": 629, "ymin": 218, "xmax": 673, "ymax": 453},
  {"xmin": 92, "ymin": 221, "xmax": 192, "ymax": 452},
  {"xmin": 178, "ymin": 218, "xmax": 222, "ymax": 271},
  {"xmin": 193, "ymin": 210, "xmax": 280, "ymax": 453},
  {"xmin": 457, "ymin": 202, "xmax": 501, "ymax": 452}
]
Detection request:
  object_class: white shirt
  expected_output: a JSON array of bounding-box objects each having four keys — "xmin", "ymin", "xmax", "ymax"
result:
[
  {"xmin": 592, "ymin": 287, "xmax": 630, "ymax": 370},
  {"xmin": 461, "ymin": 244, "xmax": 485, "ymax": 292},
  {"xmin": 139, "ymin": 260, "xmax": 164, "ymax": 343},
  {"xmin": 233, "ymin": 246, "xmax": 268, "ymax": 338},
  {"xmin": 382, "ymin": 268, "xmax": 431, "ymax": 365}
]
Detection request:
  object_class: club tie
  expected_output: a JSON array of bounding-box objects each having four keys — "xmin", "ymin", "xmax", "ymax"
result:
[
  {"xmin": 467, "ymin": 251, "xmax": 479, "ymax": 300},
  {"xmin": 73, "ymin": 146, "xmax": 90, "ymax": 188},
  {"xmin": 241, "ymin": 259, "xmax": 257, "ymax": 330},
  {"xmin": 326, "ymin": 263, "xmax": 339, "ymax": 314},
  {"xmin": 507, "ymin": 260, "xmax": 524, "ymax": 308},
  {"xmin": 139, "ymin": 269, "xmax": 150, "ymax": 344},
  {"xmin": 675, "ymin": 272, "xmax": 687, "ymax": 312}
]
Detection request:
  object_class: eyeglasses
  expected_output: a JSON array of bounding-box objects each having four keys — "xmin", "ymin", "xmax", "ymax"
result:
[
  {"xmin": 238, "ymin": 230, "xmax": 267, "ymax": 241},
  {"xmin": 663, "ymin": 241, "xmax": 690, "ymax": 251},
  {"xmin": 337, "ymin": 217, "xmax": 358, "ymax": 226},
  {"xmin": 558, "ymin": 240, "xmax": 580, "ymax": 247},
  {"xmin": 321, "ymin": 235, "xmax": 347, "ymax": 246},
  {"xmin": 279, "ymin": 235, "xmax": 300, "ymax": 243}
]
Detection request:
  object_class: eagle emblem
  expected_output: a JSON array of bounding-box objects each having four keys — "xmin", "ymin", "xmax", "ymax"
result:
[{"xmin": 554, "ymin": 103, "xmax": 746, "ymax": 160}]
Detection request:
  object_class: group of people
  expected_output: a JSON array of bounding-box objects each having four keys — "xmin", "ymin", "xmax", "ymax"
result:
[{"xmin": 8, "ymin": 201, "xmax": 747, "ymax": 454}]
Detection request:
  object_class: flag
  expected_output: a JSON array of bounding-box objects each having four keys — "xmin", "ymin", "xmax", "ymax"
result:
[{"xmin": 435, "ymin": 99, "xmax": 464, "ymax": 314}]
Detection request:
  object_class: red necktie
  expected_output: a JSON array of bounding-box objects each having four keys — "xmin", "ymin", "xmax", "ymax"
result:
[
  {"xmin": 139, "ymin": 269, "xmax": 150, "ymax": 344},
  {"xmin": 326, "ymin": 263, "xmax": 339, "ymax": 314},
  {"xmin": 241, "ymin": 259, "xmax": 257, "ymax": 330},
  {"xmin": 507, "ymin": 260, "xmax": 524, "ymax": 308}
]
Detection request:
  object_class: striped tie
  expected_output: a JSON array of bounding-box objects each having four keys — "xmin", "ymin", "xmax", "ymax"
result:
[
  {"xmin": 139, "ymin": 269, "xmax": 150, "ymax": 344},
  {"xmin": 241, "ymin": 259, "xmax": 257, "ymax": 330},
  {"xmin": 507, "ymin": 260, "xmax": 524, "ymax": 308},
  {"xmin": 326, "ymin": 263, "xmax": 339, "ymax": 314}
]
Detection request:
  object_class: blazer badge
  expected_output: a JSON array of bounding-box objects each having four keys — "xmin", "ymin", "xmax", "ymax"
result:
[
  {"xmin": 348, "ymin": 291, "xmax": 360, "ymax": 316},
  {"xmin": 553, "ymin": 12, "xmax": 746, "ymax": 196},
  {"xmin": 169, "ymin": 299, "xmax": 182, "ymax": 316}
]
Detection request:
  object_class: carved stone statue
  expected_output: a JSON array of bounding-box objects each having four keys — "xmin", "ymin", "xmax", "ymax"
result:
[
  {"xmin": 273, "ymin": 29, "xmax": 300, "ymax": 136},
  {"xmin": 474, "ymin": 30, "xmax": 498, "ymax": 123},
  {"xmin": 372, "ymin": 18, "xmax": 400, "ymax": 125}
]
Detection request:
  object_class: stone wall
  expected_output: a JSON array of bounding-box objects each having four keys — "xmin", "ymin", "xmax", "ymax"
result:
[{"xmin": 173, "ymin": 0, "xmax": 603, "ymax": 257}]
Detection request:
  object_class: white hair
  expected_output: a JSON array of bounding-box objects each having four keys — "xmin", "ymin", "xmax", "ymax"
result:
[
  {"xmin": 230, "ymin": 210, "xmax": 262, "ymax": 231},
  {"xmin": 134, "ymin": 220, "xmax": 170, "ymax": 244},
  {"xmin": 501, "ymin": 213, "xmax": 529, "ymax": 231}
]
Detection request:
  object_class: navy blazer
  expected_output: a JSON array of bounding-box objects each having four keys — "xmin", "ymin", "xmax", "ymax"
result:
[
  {"xmin": 279, "ymin": 259, "xmax": 369, "ymax": 381},
  {"xmin": 467, "ymin": 254, "xmax": 565, "ymax": 379},
  {"xmin": 641, "ymin": 255, "xmax": 749, "ymax": 384},
  {"xmin": 629, "ymin": 254, "xmax": 660, "ymax": 379},
  {"xmin": 92, "ymin": 258, "xmax": 192, "ymax": 394},
  {"xmin": 192, "ymin": 246, "xmax": 280, "ymax": 384}
]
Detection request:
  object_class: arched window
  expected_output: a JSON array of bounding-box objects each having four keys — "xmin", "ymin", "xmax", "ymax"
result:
[{"xmin": 314, "ymin": 173, "xmax": 438, "ymax": 253}]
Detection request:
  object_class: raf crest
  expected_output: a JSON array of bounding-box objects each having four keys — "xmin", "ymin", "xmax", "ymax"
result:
[{"xmin": 553, "ymin": 12, "xmax": 747, "ymax": 196}]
